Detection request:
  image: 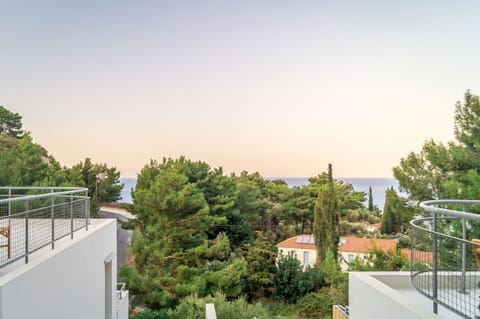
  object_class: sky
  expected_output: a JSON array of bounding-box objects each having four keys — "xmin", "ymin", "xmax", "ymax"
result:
[{"xmin": 1, "ymin": 1, "xmax": 479, "ymax": 178}]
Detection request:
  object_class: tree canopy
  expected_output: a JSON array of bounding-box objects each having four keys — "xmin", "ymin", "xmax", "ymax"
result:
[
  {"xmin": 0, "ymin": 108, "xmax": 123, "ymax": 212},
  {"xmin": 122, "ymin": 158, "xmax": 250, "ymax": 308},
  {"xmin": 0, "ymin": 106, "xmax": 24, "ymax": 138},
  {"xmin": 394, "ymin": 90, "xmax": 480, "ymax": 200}
]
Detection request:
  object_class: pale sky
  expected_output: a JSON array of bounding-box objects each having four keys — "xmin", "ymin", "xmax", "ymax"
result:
[{"xmin": 1, "ymin": 1, "xmax": 479, "ymax": 178}]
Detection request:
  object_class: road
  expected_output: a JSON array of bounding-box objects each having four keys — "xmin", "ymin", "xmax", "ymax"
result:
[{"xmin": 97, "ymin": 209, "xmax": 132, "ymax": 272}]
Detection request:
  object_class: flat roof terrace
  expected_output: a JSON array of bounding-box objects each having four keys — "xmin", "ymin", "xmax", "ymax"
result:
[
  {"xmin": 0, "ymin": 187, "xmax": 90, "ymax": 270},
  {"xmin": 349, "ymin": 272, "xmax": 466, "ymax": 319}
]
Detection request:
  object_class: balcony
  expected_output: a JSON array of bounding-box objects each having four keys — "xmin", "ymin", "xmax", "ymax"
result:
[
  {"xmin": 410, "ymin": 200, "xmax": 480, "ymax": 318},
  {"xmin": 0, "ymin": 187, "xmax": 90, "ymax": 268},
  {"xmin": 348, "ymin": 200, "xmax": 480, "ymax": 319}
]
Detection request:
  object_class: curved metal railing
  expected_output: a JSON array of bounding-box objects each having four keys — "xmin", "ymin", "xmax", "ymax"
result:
[{"xmin": 411, "ymin": 200, "xmax": 480, "ymax": 319}]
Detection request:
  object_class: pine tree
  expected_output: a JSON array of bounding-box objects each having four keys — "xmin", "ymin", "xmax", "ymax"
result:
[
  {"xmin": 122, "ymin": 159, "xmax": 248, "ymax": 309},
  {"xmin": 368, "ymin": 186, "xmax": 374, "ymax": 212},
  {"xmin": 313, "ymin": 164, "xmax": 339, "ymax": 265},
  {"xmin": 0, "ymin": 105, "xmax": 24, "ymax": 138}
]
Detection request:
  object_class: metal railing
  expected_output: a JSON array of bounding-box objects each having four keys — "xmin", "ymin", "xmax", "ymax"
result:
[
  {"xmin": 411, "ymin": 200, "xmax": 480, "ymax": 319},
  {"xmin": 0, "ymin": 187, "xmax": 90, "ymax": 268}
]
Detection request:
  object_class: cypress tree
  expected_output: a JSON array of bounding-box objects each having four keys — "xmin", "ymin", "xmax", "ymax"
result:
[
  {"xmin": 380, "ymin": 187, "xmax": 399, "ymax": 234},
  {"xmin": 368, "ymin": 186, "xmax": 374, "ymax": 212},
  {"xmin": 313, "ymin": 164, "xmax": 339, "ymax": 265}
]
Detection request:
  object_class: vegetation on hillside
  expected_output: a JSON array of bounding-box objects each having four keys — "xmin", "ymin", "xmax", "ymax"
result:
[
  {"xmin": 0, "ymin": 105, "xmax": 123, "ymax": 213},
  {"xmin": 120, "ymin": 159, "xmax": 378, "ymax": 318},
  {"xmin": 10, "ymin": 89, "xmax": 480, "ymax": 319}
]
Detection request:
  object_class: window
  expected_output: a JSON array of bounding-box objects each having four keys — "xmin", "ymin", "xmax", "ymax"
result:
[
  {"xmin": 348, "ymin": 254, "xmax": 355, "ymax": 262},
  {"xmin": 303, "ymin": 251, "xmax": 309, "ymax": 265},
  {"xmin": 291, "ymin": 250, "xmax": 297, "ymax": 258}
]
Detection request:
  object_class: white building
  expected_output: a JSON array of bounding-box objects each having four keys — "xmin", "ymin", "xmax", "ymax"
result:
[
  {"xmin": 276, "ymin": 235, "xmax": 397, "ymax": 270},
  {"xmin": 0, "ymin": 187, "xmax": 129, "ymax": 319}
]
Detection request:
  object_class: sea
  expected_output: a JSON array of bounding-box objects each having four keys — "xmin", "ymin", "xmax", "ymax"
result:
[{"xmin": 119, "ymin": 177, "xmax": 403, "ymax": 210}]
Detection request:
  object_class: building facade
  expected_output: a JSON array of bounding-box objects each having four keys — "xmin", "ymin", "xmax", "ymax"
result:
[
  {"xmin": 277, "ymin": 235, "xmax": 397, "ymax": 270},
  {"xmin": 0, "ymin": 187, "xmax": 128, "ymax": 319},
  {"xmin": 0, "ymin": 219, "xmax": 128, "ymax": 319}
]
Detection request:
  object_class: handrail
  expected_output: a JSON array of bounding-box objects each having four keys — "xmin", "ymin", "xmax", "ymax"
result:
[
  {"xmin": 0, "ymin": 186, "xmax": 88, "ymax": 190},
  {"xmin": 420, "ymin": 200, "xmax": 480, "ymax": 221},
  {"xmin": 412, "ymin": 199, "xmax": 480, "ymax": 319},
  {"xmin": 0, "ymin": 187, "xmax": 89, "ymax": 204}
]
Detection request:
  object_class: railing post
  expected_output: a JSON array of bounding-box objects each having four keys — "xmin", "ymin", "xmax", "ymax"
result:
[
  {"xmin": 8, "ymin": 188, "xmax": 11, "ymax": 258},
  {"xmin": 7, "ymin": 188, "xmax": 11, "ymax": 217},
  {"xmin": 432, "ymin": 212, "xmax": 438, "ymax": 314},
  {"xmin": 51, "ymin": 189, "xmax": 55, "ymax": 250},
  {"xmin": 70, "ymin": 193, "xmax": 74, "ymax": 239},
  {"xmin": 85, "ymin": 190, "xmax": 89, "ymax": 232},
  {"xmin": 461, "ymin": 204, "xmax": 467, "ymax": 293},
  {"xmin": 25, "ymin": 199, "xmax": 29, "ymax": 264}
]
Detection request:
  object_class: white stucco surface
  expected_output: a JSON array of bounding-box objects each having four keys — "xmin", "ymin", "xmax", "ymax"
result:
[
  {"xmin": 0, "ymin": 219, "xmax": 118, "ymax": 319},
  {"xmin": 349, "ymin": 272, "xmax": 464, "ymax": 319}
]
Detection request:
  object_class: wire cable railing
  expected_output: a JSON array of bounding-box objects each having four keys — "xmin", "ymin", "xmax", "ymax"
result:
[
  {"xmin": 411, "ymin": 200, "xmax": 480, "ymax": 319},
  {"xmin": 0, "ymin": 187, "xmax": 90, "ymax": 268}
]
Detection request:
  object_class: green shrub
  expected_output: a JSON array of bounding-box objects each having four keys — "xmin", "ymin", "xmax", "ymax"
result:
[
  {"xmin": 168, "ymin": 291, "xmax": 270, "ymax": 319},
  {"xmin": 397, "ymin": 234, "xmax": 411, "ymax": 248},
  {"xmin": 273, "ymin": 256, "xmax": 325, "ymax": 304},
  {"xmin": 130, "ymin": 309, "xmax": 169, "ymax": 319},
  {"xmin": 296, "ymin": 287, "xmax": 346, "ymax": 319}
]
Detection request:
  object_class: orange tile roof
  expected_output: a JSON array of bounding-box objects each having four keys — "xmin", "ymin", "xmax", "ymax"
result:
[
  {"xmin": 401, "ymin": 249, "xmax": 433, "ymax": 263},
  {"xmin": 276, "ymin": 235, "xmax": 316, "ymax": 250},
  {"xmin": 338, "ymin": 236, "xmax": 396, "ymax": 254},
  {"xmin": 277, "ymin": 235, "xmax": 397, "ymax": 254}
]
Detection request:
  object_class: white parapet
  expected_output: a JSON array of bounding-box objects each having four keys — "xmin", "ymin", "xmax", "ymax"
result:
[
  {"xmin": 117, "ymin": 288, "xmax": 129, "ymax": 319},
  {"xmin": 0, "ymin": 219, "xmax": 127, "ymax": 319}
]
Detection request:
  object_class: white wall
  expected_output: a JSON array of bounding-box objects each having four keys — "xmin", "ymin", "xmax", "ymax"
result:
[
  {"xmin": 117, "ymin": 288, "xmax": 129, "ymax": 319},
  {"xmin": 278, "ymin": 247, "xmax": 317, "ymax": 268},
  {"xmin": 0, "ymin": 219, "xmax": 117, "ymax": 319}
]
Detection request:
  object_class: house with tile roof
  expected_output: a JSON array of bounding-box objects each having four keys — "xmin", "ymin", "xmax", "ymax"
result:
[
  {"xmin": 338, "ymin": 236, "xmax": 397, "ymax": 270},
  {"xmin": 276, "ymin": 235, "xmax": 397, "ymax": 270},
  {"xmin": 276, "ymin": 235, "xmax": 317, "ymax": 268}
]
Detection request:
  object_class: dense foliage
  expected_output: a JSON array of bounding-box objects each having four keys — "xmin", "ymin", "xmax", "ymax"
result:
[
  {"xmin": 167, "ymin": 292, "xmax": 270, "ymax": 319},
  {"xmin": 4, "ymin": 104, "xmax": 434, "ymax": 318},
  {"xmin": 348, "ymin": 246, "xmax": 409, "ymax": 271},
  {"xmin": 380, "ymin": 187, "xmax": 413, "ymax": 234},
  {"xmin": 273, "ymin": 255, "xmax": 324, "ymax": 304},
  {"xmin": 121, "ymin": 158, "xmax": 380, "ymax": 319},
  {"xmin": 394, "ymin": 90, "xmax": 480, "ymax": 201},
  {"xmin": 0, "ymin": 105, "xmax": 24, "ymax": 138},
  {"xmin": 0, "ymin": 106, "xmax": 123, "ymax": 212},
  {"xmin": 123, "ymin": 158, "xmax": 250, "ymax": 308}
]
